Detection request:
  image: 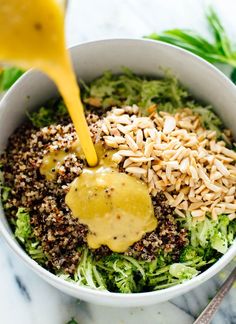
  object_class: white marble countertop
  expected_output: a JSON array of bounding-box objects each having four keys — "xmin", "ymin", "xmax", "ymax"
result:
[{"xmin": 0, "ymin": 0, "xmax": 236, "ymax": 323}]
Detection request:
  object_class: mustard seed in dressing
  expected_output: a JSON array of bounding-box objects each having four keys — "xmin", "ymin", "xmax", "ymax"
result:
[{"xmin": 66, "ymin": 169, "xmax": 157, "ymax": 252}]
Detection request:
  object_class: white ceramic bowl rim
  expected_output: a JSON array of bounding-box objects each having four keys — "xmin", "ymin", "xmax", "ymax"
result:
[{"xmin": 0, "ymin": 38, "xmax": 235, "ymax": 305}]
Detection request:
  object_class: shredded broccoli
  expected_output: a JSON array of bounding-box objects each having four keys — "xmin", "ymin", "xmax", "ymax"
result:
[
  {"xmin": 186, "ymin": 214, "xmax": 236, "ymax": 254},
  {"xmin": 26, "ymin": 70, "xmax": 225, "ymax": 138},
  {"xmin": 187, "ymin": 104, "xmax": 223, "ymax": 136},
  {"xmin": 0, "ymin": 173, "xmax": 12, "ymax": 212},
  {"xmin": 28, "ymin": 99, "xmax": 68, "ymax": 127},
  {"xmin": 65, "ymin": 213, "xmax": 236, "ymax": 293},
  {"xmin": 75, "ymin": 248, "xmax": 107, "ymax": 290},
  {"xmin": 0, "ymin": 185, "xmax": 11, "ymax": 203},
  {"xmin": 81, "ymin": 69, "xmax": 224, "ymax": 137},
  {"xmin": 1, "ymin": 70, "xmax": 235, "ymax": 293},
  {"xmin": 15, "ymin": 208, "xmax": 32, "ymax": 243},
  {"xmin": 169, "ymin": 263, "xmax": 199, "ymax": 280},
  {"xmin": 96, "ymin": 253, "xmax": 145, "ymax": 293},
  {"xmin": 15, "ymin": 208, "xmax": 46, "ymax": 264},
  {"xmin": 0, "ymin": 167, "xmax": 11, "ymax": 203},
  {"xmin": 60, "ymin": 248, "xmax": 213, "ymax": 293},
  {"xmin": 179, "ymin": 246, "xmax": 198, "ymax": 262},
  {"xmin": 81, "ymin": 69, "xmax": 189, "ymax": 116}
]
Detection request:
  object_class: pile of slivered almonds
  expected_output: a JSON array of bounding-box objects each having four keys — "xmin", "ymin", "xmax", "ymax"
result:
[{"xmin": 99, "ymin": 106, "xmax": 236, "ymax": 221}]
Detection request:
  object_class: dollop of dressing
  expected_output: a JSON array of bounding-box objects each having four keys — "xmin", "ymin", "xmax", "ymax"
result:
[
  {"xmin": 40, "ymin": 142, "xmax": 157, "ymax": 252},
  {"xmin": 65, "ymin": 168, "xmax": 156, "ymax": 252},
  {"xmin": 40, "ymin": 140, "xmax": 85, "ymax": 181}
]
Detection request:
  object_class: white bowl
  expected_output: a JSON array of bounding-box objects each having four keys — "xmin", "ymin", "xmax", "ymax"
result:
[{"xmin": 0, "ymin": 39, "xmax": 236, "ymax": 307}]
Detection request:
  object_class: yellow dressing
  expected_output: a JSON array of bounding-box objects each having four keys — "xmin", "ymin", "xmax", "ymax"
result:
[
  {"xmin": 40, "ymin": 140, "xmax": 85, "ymax": 181},
  {"xmin": 41, "ymin": 150, "xmax": 68, "ymax": 181},
  {"xmin": 65, "ymin": 168, "xmax": 157, "ymax": 252},
  {"xmin": 2, "ymin": 0, "xmax": 158, "ymax": 252},
  {"xmin": 0, "ymin": 0, "xmax": 97, "ymax": 166},
  {"xmin": 41, "ymin": 143, "xmax": 157, "ymax": 251},
  {"xmin": 40, "ymin": 142, "xmax": 114, "ymax": 181}
]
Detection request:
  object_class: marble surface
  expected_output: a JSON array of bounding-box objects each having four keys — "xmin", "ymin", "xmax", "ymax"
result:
[{"xmin": 1, "ymin": 0, "xmax": 236, "ymax": 323}]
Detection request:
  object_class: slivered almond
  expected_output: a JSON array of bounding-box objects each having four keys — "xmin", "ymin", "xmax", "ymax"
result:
[
  {"xmin": 101, "ymin": 123, "xmax": 109, "ymax": 135},
  {"xmin": 197, "ymin": 148, "xmax": 207, "ymax": 159},
  {"xmin": 191, "ymin": 210, "xmax": 205, "ymax": 217},
  {"xmin": 227, "ymin": 187, "xmax": 235, "ymax": 195},
  {"xmin": 165, "ymin": 161, "xmax": 179, "ymax": 169},
  {"xmin": 136, "ymin": 129, "xmax": 143, "ymax": 148},
  {"xmin": 166, "ymin": 165, "xmax": 172, "ymax": 180},
  {"xmin": 113, "ymin": 108, "xmax": 125, "ymax": 115},
  {"xmin": 118, "ymin": 144, "xmax": 129, "ymax": 150},
  {"xmin": 164, "ymin": 192, "xmax": 174, "ymax": 204},
  {"xmin": 130, "ymin": 157, "xmax": 154, "ymax": 163},
  {"xmin": 178, "ymin": 200, "xmax": 188, "ymax": 210},
  {"xmin": 112, "ymin": 153, "xmax": 122, "ymax": 164},
  {"xmin": 216, "ymin": 154, "xmax": 233, "ymax": 162},
  {"xmin": 189, "ymin": 196, "xmax": 200, "ymax": 202},
  {"xmin": 175, "ymin": 209, "xmax": 186, "ymax": 217},
  {"xmin": 210, "ymin": 142, "xmax": 222, "ymax": 154},
  {"xmin": 114, "ymin": 115, "xmax": 131, "ymax": 125},
  {"xmin": 104, "ymin": 138, "xmax": 118, "ymax": 148},
  {"xmin": 221, "ymin": 203, "xmax": 236, "ymax": 209},
  {"xmin": 148, "ymin": 169, "xmax": 154, "ymax": 183},
  {"xmin": 224, "ymin": 196, "xmax": 234, "ymax": 203},
  {"xmin": 114, "ymin": 136, "xmax": 126, "ymax": 144},
  {"xmin": 210, "ymin": 171, "xmax": 222, "ymax": 181},
  {"xmin": 189, "ymin": 202, "xmax": 203, "ymax": 211},
  {"xmin": 189, "ymin": 188, "xmax": 195, "ymax": 198},
  {"xmin": 125, "ymin": 167, "xmax": 147, "ymax": 175},
  {"xmin": 123, "ymin": 158, "xmax": 133, "ymax": 168},
  {"xmin": 214, "ymin": 159, "xmax": 230, "ymax": 176},
  {"xmin": 163, "ymin": 150, "xmax": 176, "ymax": 157},
  {"xmin": 118, "ymin": 150, "xmax": 141, "ymax": 157},
  {"xmin": 172, "ymin": 192, "xmax": 185, "ymax": 207},
  {"xmin": 170, "ymin": 147, "xmax": 185, "ymax": 161},
  {"xmin": 178, "ymin": 120, "xmax": 192, "ymax": 129},
  {"xmin": 195, "ymin": 184, "xmax": 205, "ymax": 195},
  {"xmin": 180, "ymin": 157, "xmax": 189, "ymax": 173},
  {"xmin": 125, "ymin": 134, "xmax": 139, "ymax": 151},
  {"xmin": 153, "ymin": 164, "xmax": 162, "ymax": 171},
  {"xmin": 163, "ymin": 116, "xmax": 176, "ymax": 134},
  {"xmin": 203, "ymin": 193, "xmax": 216, "ymax": 201},
  {"xmin": 175, "ymin": 178, "xmax": 182, "ymax": 192},
  {"xmin": 222, "ymin": 178, "xmax": 229, "ymax": 187},
  {"xmin": 205, "ymin": 182, "xmax": 222, "ymax": 193},
  {"xmin": 154, "ymin": 143, "xmax": 169, "ymax": 150},
  {"xmin": 221, "ymin": 147, "xmax": 236, "ymax": 160},
  {"xmin": 144, "ymin": 142, "xmax": 154, "ymax": 158},
  {"xmin": 207, "ymin": 131, "xmax": 217, "ymax": 139},
  {"xmin": 148, "ymin": 128, "xmax": 158, "ymax": 140},
  {"xmin": 117, "ymin": 124, "xmax": 133, "ymax": 134},
  {"xmin": 198, "ymin": 167, "xmax": 210, "ymax": 182},
  {"xmin": 189, "ymin": 166, "xmax": 199, "ymax": 181},
  {"xmin": 101, "ymin": 106, "xmax": 236, "ymax": 222},
  {"xmin": 185, "ymin": 138, "xmax": 198, "ymax": 147},
  {"xmin": 223, "ymin": 209, "xmax": 236, "ymax": 214},
  {"xmin": 212, "ymin": 208, "xmax": 217, "ymax": 220}
]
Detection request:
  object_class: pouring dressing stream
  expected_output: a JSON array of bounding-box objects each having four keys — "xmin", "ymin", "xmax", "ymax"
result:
[
  {"xmin": 0, "ymin": 0, "xmax": 98, "ymax": 166},
  {"xmin": 0, "ymin": 0, "xmax": 157, "ymax": 252}
]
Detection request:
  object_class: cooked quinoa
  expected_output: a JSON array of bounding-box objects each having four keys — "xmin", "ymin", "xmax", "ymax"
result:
[
  {"xmin": 1, "ymin": 112, "xmax": 188, "ymax": 274},
  {"xmin": 1, "ymin": 71, "xmax": 235, "ymax": 293}
]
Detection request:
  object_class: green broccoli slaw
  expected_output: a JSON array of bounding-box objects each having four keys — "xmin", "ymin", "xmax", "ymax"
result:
[{"xmin": 1, "ymin": 70, "xmax": 235, "ymax": 293}]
